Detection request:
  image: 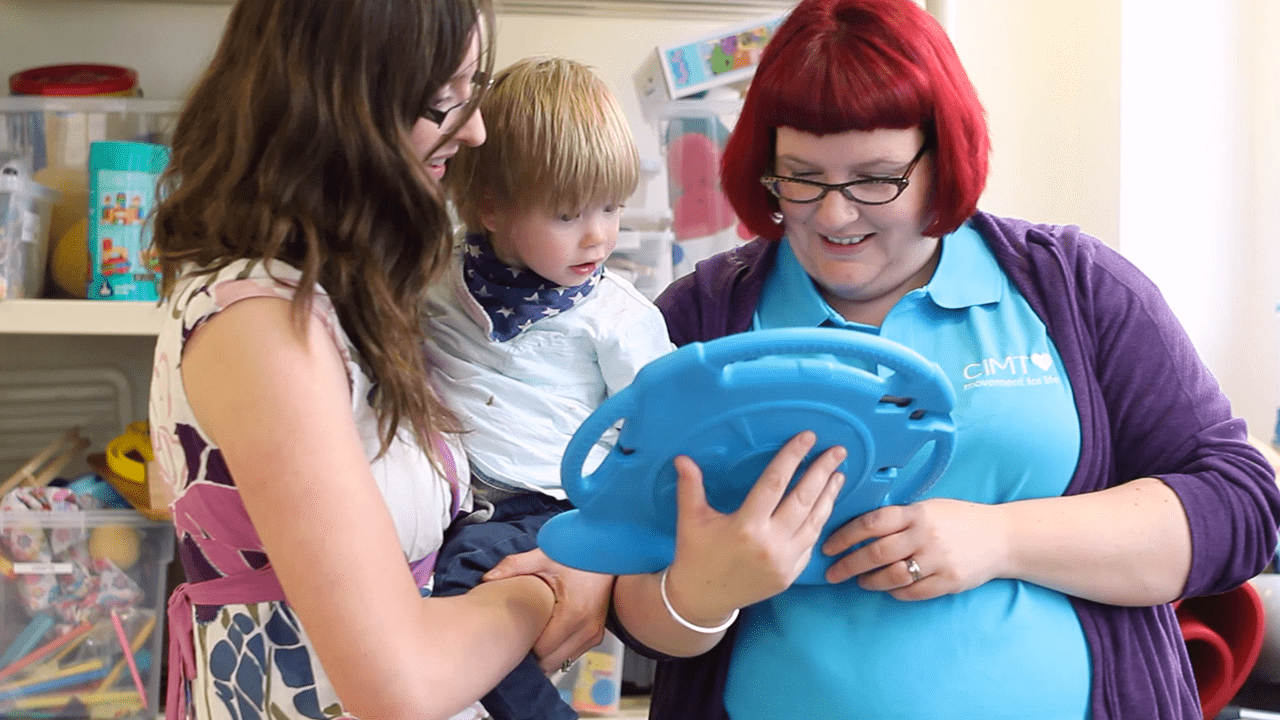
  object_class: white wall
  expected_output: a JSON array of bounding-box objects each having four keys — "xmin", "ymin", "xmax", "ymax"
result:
[
  {"xmin": 2, "ymin": 1, "xmax": 229, "ymax": 101},
  {"xmin": 1247, "ymin": 0, "xmax": 1280, "ymax": 441},
  {"xmin": 952, "ymin": 0, "xmax": 1276, "ymax": 441},
  {"xmin": 949, "ymin": 0, "xmax": 1120, "ymax": 247},
  {"xmin": 1119, "ymin": 0, "xmax": 1278, "ymax": 441}
]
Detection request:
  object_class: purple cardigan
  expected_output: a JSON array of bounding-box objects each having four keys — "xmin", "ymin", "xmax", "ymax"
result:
[{"xmin": 618, "ymin": 212, "xmax": 1280, "ymax": 720}]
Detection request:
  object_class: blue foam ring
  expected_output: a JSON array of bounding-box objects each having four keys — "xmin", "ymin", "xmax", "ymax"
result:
[{"xmin": 541, "ymin": 327, "xmax": 956, "ymax": 585}]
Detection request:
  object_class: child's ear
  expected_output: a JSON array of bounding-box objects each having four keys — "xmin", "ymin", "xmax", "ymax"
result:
[{"xmin": 477, "ymin": 196, "xmax": 500, "ymax": 234}]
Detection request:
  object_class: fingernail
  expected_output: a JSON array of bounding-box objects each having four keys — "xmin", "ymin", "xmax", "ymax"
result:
[{"xmin": 833, "ymin": 472, "xmax": 845, "ymax": 488}]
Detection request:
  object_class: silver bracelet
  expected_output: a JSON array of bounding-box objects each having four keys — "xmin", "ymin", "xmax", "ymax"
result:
[{"xmin": 659, "ymin": 567, "xmax": 740, "ymax": 634}]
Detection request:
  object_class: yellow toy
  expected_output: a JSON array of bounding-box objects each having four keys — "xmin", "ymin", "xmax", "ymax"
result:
[
  {"xmin": 571, "ymin": 645, "xmax": 619, "ymax": 714},
  {"xmin": 88, "ymin": 525, "xmax": 141, "ymax": 570}
]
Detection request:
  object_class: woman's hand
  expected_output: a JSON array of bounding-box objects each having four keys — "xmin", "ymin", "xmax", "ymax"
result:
[
  {"xmin": 820, "ymin": 498, "xmax": 1010, "ymax": 600},
  {"xmin": 662, "ymin": 431, "xmax": 848, "ymax": 626},
  {"xmin": 821, "ymin": 479, "xmax": 1192, "ymax": 607},
  {"xmin": 484, "ymin": 549, "xmax": 614, "ymax": 673}
]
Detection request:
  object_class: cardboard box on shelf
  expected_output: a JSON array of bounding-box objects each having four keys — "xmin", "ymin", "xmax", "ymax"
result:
[{"xmin": 634, "ymin": 13, "xmax": 786, "ymax": 119}]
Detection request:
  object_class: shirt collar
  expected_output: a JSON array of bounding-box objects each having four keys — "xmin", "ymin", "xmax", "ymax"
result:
[
  {"xmin": 925, "ymin": 221, "xmax": 1004, "ymax": 309},
  {"xmin": 754, "ymin": 221, "xmax": 1002, "ymax": 331},
  {"xmin": 754, "ymin": 239, "xmax": 847, "ymax": 330}
]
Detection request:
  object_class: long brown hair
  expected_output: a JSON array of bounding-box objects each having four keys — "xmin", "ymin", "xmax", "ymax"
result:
[{"xmin": 154, "ymin": 0, "xmax": 495, "ymax": 457}]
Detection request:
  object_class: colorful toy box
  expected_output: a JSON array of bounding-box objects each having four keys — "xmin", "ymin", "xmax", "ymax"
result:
[
  {"xmin": 0, "ymin": 499, "xmax": 173, "ymax": 719},
  {"xmin": 656, "ymin": 97, "xmax": 748, "ymax": 279},
  {"xmin": 634, "ymin": 13, "xmax": 787, "ymax": 118},
  {"xmin": 86, "ymin": 142, "xmax": 169, "ymax": 301}
]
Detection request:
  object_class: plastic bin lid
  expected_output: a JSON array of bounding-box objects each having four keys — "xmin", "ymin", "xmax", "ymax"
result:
[{"xmin": 9, "ymin": 64, "xmax": 138, "ymax": 96}]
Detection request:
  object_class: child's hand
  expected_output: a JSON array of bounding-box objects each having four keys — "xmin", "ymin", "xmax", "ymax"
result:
[
  {"xmin": 484, "ymin": 549, "xmax": 614, "ymax": 673},
  {"xmin": 662, "ymin": 431, "xmax": 846, "ymax": 628}
]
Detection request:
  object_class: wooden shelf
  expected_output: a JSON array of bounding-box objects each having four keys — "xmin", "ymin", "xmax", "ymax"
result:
[{"xmin": 0, "ymin": 300, "xmax": 163, "ymax": 336}]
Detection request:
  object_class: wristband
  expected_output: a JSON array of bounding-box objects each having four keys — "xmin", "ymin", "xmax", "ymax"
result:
[{"xmin": 659, "ymin": 567, "xmax": 740, "ymax": 634}]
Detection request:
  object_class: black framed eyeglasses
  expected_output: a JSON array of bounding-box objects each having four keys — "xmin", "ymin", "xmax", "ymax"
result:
[
  {"xmin": 759, "ymin": 142, "xmax": 929, "ymax": 206},
  {"xmin": 422, "ymin": 99, "xmax": 466, "ymax": 127},
  {"xmin": 421, "ymin": 71, "xmax": 491, "ymax": 127}
]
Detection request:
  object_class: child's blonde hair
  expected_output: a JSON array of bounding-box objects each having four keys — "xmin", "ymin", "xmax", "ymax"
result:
[{"xmin": 449, "ymin": 56, "xmax": 640, "ymax": 231}]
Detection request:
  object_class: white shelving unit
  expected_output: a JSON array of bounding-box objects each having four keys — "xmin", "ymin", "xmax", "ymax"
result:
[
  {"xmin": 0, "ymin": 301, "xmax": 160, "ymax": 482},
  {"xmin": 0, "ymin": 300, "xmax": 162, "ymax": 336}
]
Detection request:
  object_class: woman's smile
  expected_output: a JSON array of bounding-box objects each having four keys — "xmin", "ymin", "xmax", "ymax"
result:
[{"xmin": 774, "ymin": 126, "xmax": 938, "ymax": 325}]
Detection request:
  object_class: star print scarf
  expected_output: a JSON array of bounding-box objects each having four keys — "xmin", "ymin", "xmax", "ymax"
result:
[{"xmin": 461, "ymin": 232, "xmax": 602, "ymax": 342}]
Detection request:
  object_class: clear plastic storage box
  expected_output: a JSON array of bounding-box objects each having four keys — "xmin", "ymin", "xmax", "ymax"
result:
[
  {"xmin": 0, "ymin": 97, "xmax": 181, "ymax": 298},
  {"xmin": 0, "ymin": 508, "xmax": 174, "ymax": 719},
  {"xmin": 608, "ymin": 229, "xmax": 675, "ymax": 300},
  {"xmin": 657, "ymin": 98, "xmax": 746, "ymax": 279},
  {"xmin": 0, "ymin": 164, "xmax": 58, "ymax": 300}
]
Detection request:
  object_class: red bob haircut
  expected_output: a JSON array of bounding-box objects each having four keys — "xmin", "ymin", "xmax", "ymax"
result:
[{"xmin": 722, "ymin": 0, "xmax": 989, "ymax": 240}]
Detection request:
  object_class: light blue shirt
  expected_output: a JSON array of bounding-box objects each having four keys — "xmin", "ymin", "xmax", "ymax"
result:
[
  {"xmin": 725, "ymin": 223, "xmax": 1090, "ymax": 720},
  {"xmin": 424, "ymin": 252, "xmax": 673, "ymax": 498}
]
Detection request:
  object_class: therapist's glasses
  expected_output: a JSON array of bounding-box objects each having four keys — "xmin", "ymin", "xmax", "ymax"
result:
[
  {"xmin": 759, "ymin": 142, "xmax": 929, "ymax": 206},
  {"xmin": 421, "ymin": 72, "xmax": 491, "ymax": 127}
]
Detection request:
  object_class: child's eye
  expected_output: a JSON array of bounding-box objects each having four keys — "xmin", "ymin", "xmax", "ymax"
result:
[
  {"xmin": 603, "ymin": 204, "xmax": 621, "ymax": 214},
  {"xmin": 558, "ymin": 213, "xmax": 577, "ymax": 222}
]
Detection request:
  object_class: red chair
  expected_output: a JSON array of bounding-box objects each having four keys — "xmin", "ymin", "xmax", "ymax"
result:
[{"xmin": 1176, "ymin": 582, "xmax": 1266, "ymax": 719}]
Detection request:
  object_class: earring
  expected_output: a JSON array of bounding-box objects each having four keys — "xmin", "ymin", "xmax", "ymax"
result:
[{"xmin": 770, "ymin": 212, "xmax": 783, "ymax": 225}]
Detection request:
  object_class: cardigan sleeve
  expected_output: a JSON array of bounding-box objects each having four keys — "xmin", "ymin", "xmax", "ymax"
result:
[{"xmin": 1072, "ymin": 235, "xmax": 1280, "ymax": 597}]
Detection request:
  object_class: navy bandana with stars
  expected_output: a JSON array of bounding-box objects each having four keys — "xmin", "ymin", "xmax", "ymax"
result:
[{"xmin": 461, "ymin": 232, "xmax": 602, "ymax": 342}]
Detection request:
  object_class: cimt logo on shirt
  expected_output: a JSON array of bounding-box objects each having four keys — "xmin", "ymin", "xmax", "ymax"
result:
[{"xmin": 961, "ymin": 353, "xmax": 1061, "ymax": 391}]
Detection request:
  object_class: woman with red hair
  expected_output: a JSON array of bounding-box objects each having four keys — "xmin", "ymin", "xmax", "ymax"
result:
[{"xmin": 605, "ymin": 0, "xmax": 1280, "ymax": 717}]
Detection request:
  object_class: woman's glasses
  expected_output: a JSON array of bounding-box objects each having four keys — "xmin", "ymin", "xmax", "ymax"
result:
[
  {"xmin": 759, "ymin": 142, "xmax": 929, "ymax": 206},
  {"xmin": 421, "ymin": 72, "xmax": 491, "ymax": 127}
]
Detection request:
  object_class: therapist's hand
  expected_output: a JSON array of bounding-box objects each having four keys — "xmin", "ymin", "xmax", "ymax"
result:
[
  {"xmin": 820, "ymin": 498, "xmax": 1009, "ymax": 600},
  {"xmin": 484, "ymin": 548, "xmax": 614, "ymax": 673},
  {"xmin": 661, "ymin": 431, "xmax": 848, "ymax": 627}
]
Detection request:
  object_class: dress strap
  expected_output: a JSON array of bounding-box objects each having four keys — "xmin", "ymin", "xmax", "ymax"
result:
[
  {"xmin": 432, "ymin": 432, "xmax": 464, "ymax": 519},
  {"xmin": 406, "ymin": 434, "xmax": 465, "ymax": 593},
  {"xmin": 166, "ymin": 567, "xmax": 286, "ymax": 720},
  {"xmin": 169, "ymin": 437, "xmax": 464, "ymax": 718}
]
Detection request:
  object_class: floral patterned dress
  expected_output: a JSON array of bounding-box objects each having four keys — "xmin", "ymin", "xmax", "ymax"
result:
[{"xmin": 149, "ymin": 260, "xmax": 479, "ymax": 720}]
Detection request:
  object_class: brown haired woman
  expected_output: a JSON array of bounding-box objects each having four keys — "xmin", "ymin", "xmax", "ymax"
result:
[{"xmin": 147, "ymin": 1, "xmax": 569, "ymax": 718}]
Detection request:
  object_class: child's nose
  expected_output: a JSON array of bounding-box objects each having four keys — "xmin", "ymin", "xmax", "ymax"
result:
[{"xmin": 581, "ymin": 220, "xmax": 608, "ymax": 248}]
